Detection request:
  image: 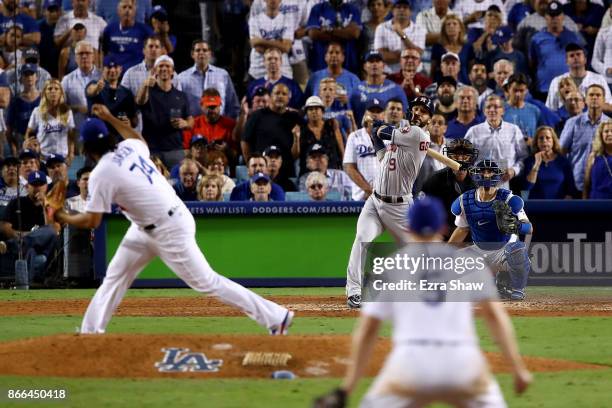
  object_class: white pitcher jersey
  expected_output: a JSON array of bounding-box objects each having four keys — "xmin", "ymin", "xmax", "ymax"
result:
[
  {"xmin": 375, "ymin": 125, "xmax": 430, "ymax": 197},
  {"xmin": 85, "ymin": 138, "xmax": 181, "ymax": 227}
]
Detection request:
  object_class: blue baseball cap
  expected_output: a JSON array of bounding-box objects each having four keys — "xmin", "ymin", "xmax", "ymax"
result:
[
  {"xmin": 46, "ymin": 153, "xmax": 65, "ymax": 166},
  {"xmin": 190, "ymin": 134, "xmax": 207, "ymax": 147},
  {"xmin": 19, "ymin": 149, "xmax": 38, "ymax": 160},
  {"xmin": 103, "ymin": 55, "xmax": 119, "ymax": 68},
  {"xmin": 80, "ymin": 118, "xmax": 109, "ymax": 142},
  {"xmin": 151, "ymin": 5, "xmax": 168, "ymax": 21},
  {"xmin": 20, "ymin": 63, "xmax": 37, "ymax": 76},
  {"xmin": 250, "ymin": 172, "xmax": 270, "ymax": 184},
  {"xmin": 366, "ymin": 98, "xmax": 384, "ymax": 112},
  {"xmin": 364, "ymin": 50, "xmax": 383, "ymax": 62},
  {"xmin": 407, "ymin": 197, "xmax": 447, "ymax": 235},
  {"xmin": 43, "ymin": 0, "xmax": 61, "ymax": 9},
  {"xmin": 393, "ymin": 0, "xmax": 412, "ymax": 7},
  {"xmin": 492, "ymin": 26, "xmax": 513, "ymax": 45},
  {"xmin": 27, "ymin": 171, "xmax": 47, "ymax": 186}
]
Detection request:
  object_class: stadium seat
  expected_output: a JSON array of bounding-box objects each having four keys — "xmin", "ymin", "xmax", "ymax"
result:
[
  {"xmin": 235, "ymin": 165, "xmax": 248, "ymax": 182},
  {"xmin": 285, "ymin": 191, "xmax": 342, "ymax": 201},
  {"xmin": 68, "ymin": 156, "xmax": 86, "ymax": 180}
]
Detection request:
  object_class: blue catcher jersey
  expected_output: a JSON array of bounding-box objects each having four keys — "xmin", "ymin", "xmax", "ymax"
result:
[{"xmin": 451, "ymin": 188, "xmax": 523, "ymax": 250}]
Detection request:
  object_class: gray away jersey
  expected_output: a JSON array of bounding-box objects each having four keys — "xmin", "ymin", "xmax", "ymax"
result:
[{"xmin": 375, "ymin": 125, "xmax": 430, "ymax": 197}]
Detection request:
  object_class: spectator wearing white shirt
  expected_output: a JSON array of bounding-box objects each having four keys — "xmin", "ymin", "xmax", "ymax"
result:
[
  {"xmin": 465, "ymin": 94, "xmax": 528, "ymax": 189},
  {"xmin": 456, "ymin": 0, "xmax": 507, "ymax": 30},
  {"xmin": 374, "ymin": 0, "xmax": 426, "ymax": 74},
  {"xmin": 546, "ymin": 43, "xmax": 612, "ymax": 112},
  {"xmin": 415, "ymin": 0, "xmax": 454, "ymax": 74},
  {"xmin": 177, "ymin": 39, "xmax": 240, "ymax": 119},
  {"xmin": 61, "ymin": 40, "xmax": 101, "ymax": 131},
  {"xmin": 65, "ymin": 166, "xmax": 92, "ymax": 213},
  {"xmin": 343, "ymin": 106, "xmax": 385, "ymax": 201},
  {"xmin": 26, "ymin": 79, "xmax": 76, "ymax": 161},
  {"xmin": 299, "ymin": 143, "xmax": 354, "ymax": 200},
  {"xmin": 248, "ymin": 0, "xmax": 294, "ymax": 79},
  {"xmin": 591, "ymin": 27, "xmax": 612, "ymax": 92},
  {"xmin": 54, "ymin": 0, "xmax": 106, "ymax": 52}
]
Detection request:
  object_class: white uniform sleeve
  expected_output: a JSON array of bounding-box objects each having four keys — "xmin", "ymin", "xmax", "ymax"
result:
[
  {"xmin": 373, "ymin": 24, "xmax": 385, "ymax": 50},
  {"xmin": 455, "ymin": 213, "xmax": 469, "ymax": 228},
  {"xmin": 361, "ymin": 301, "xmax": 393, "ymax": 321},
  {"xmin": 343, "ymin": 132, "xmax": 358, "ymax": 164},
  {"xmin": 85, "ymin": 167, "xmax": 114, "ymax": 214},
  {"xmin": 27, "ymin": 108, "xmax": 39, "ymax": 131},
  {"xmin": 122, "ymin": 138, "xmax": 150, "ymax": 158},
  {"xmin": 67, "ymin": 110, "xmax": 75, "ymax": 130}
]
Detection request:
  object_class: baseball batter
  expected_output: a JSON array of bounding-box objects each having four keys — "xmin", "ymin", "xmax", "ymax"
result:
[
  {"xmin": 449, "ymin": 159, "xmax": 533, "ymax": 300},
  {"xmin": 53, "ymin": 104, "xmax": 293, "ymax": 335},
  {"xmin": 315, "ymin": 198, "xmax": 532, "ymax": 408},
  {"xmin": 345, "ymin": 96, "xmax": 433, "ymax": 309}
]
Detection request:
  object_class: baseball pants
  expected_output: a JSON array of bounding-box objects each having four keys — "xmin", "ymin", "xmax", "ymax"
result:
[
  {"xmin": 80, "ymin": 205, "xmax": 288, "ymax": 333},
  {"xmin": 360, "ymin": 344, "xmax": 506, "ymax": 408},
  {"xmin": 346, "ymin": 195, "xmax": 412, "ymax": 297}
]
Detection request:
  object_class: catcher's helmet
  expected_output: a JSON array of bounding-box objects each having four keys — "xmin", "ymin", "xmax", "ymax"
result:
[
  {"xmin": 443, "ymin": 139, "xmax": 479, "ymax": 170},
  {"xmin": 469, "ymin": 159, "xmax": 504, "ymax": 188}
]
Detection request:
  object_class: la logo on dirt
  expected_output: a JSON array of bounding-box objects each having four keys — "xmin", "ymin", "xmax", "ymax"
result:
[{"xmin": 155, "ymin": 348, "xmax": 223, "ymax": 373}]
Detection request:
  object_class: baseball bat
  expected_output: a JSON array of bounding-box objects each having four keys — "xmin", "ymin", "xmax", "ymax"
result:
[{"xmin": 427, "ymin": 148, "xmax": 461, "ymax": 171}]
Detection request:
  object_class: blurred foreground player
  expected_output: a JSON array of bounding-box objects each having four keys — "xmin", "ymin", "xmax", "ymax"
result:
[
  {"xmin": 449, "ymin": 160, "xmax": 533, "ymax": 300},
  {"xmin": 314, "ymin": 197, "xmax": 532, "ymax": 408},
  {"xmin": 53, "ymin": 104, "xmax": 293, "ymax": 335}
]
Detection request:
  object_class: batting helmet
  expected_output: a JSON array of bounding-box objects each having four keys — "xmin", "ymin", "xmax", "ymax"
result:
[
  {"xmin": 443, "ymin": 139, "xmax": 479, "ymax": 170},
  {"xmin": 408, "ymin": 96, "xmax": 434, "ymax": 123},
  {"xmin": 469, "ymin": 159, "xmax": 504, "ymax": 188}
]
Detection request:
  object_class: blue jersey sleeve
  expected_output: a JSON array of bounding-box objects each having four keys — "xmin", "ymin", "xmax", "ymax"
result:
[
  {"xmin": 507, "ymin": 194, "xmax": 524, "ymax": 215},
  {"xmin": 451, "ymin": 195, "xmax": 463, "ymax": 216}
]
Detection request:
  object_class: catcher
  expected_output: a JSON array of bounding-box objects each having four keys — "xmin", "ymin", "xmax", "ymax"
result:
[{"xmin": 448, "ymin": 159, "xmax": 533, "ymax": 300}]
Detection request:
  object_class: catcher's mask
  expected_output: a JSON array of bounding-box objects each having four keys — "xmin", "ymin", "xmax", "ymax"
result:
[
  {"xmin": 469, "ymin": 159, "xmax": 504, "ymax": 188},
  {"xmin": 443, "ymin": 139, "xmax": 479, "ymax": 170}
]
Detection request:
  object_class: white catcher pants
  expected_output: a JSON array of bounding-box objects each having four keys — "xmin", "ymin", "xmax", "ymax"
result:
[
  {"xmin": 346, "ymin": 195, "xmax": 412, "ymax": 297},
  {"xmin": 81, "ymin": 204, "xmax": 288, "ymax": 333},
  {"xmin": 360, "ymin": 344, "xmax": 506, "ymax": 408}
]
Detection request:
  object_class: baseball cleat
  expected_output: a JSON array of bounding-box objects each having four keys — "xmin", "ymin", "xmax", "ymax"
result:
[
  {"xmin": 347, "ymin": 294, "xmax": 361, "ymax": 309},
  {"xmin": 270, "ymin": 310, "xmax": 294, "ymax": 336},
  {"xmin": 510, "ymin": 289, "xmax": 525, "ymax": 301}
]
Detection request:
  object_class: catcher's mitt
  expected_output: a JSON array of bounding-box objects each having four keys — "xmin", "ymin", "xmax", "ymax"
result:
[
  {"xmin": 492, "ymin": 200, "xmax": 520, "ymax": 235},
  {"xmin": 45, "ymin": 181, "xmax": 67, "ymax": 211},
  {"xmin": 312, "ymin": 388, "xmax": 347, "ymax": 408}
]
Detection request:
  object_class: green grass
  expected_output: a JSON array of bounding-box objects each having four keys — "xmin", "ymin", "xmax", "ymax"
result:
[{"xmin": 0, "ymin": 370, "xmax": 611, "ymax": 408}]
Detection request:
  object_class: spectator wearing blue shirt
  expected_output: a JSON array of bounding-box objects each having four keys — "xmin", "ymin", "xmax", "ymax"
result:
[
  {"xmin": 37, "ymin": 0, "xmax": 62, "ymax": 78},
  {"xmin": 528, "ymin": 1, "xmax": 586, "ymax": 100},
  {"xmin": 583, "ymin": 121, "xmax": 612, "ymax": 199},
  {"xmin": 172, "ymin": 159, "xmax": 200, "ymax": 202},
  {"xmin": 94, "ymin": 0, "xmax": 152, "ymax": 25},
  {"xmin": 445, "ymin": 86, "xmax": 484, "ymax": 139},
  {"xmin": 149, "ymin": 5, "xmax": 176, "ymax": 55},
  {"xmin": 0, "ymin": 0, "xmax": 40, "ymax": 46},
  {"xmin": 101, "ymin": 0, "xmax": 153, "ymax": 71},
  {"xmin": 430, "ymin": 14, "xmax": 473, "ymax": 84},
  {"xmin": 6, "ymin": 64, "xmax": 40, "ymax": 155},
  {"xmin": 349, "ymin": 50, "xmax": 407, "ymax": 123},
  {"xmin": 508, "ymin": 0, "xmax": 533, "ymax": 30},
  {"xmin": 555, "ymin": 88, "xmax": 585, "ymax": 135},
  {"xmin": 486, "ymin": 25, "xmax": 528, "ymax": 75},
  {"xmin": 178, "ymin": 39, "xmax": 240, "ymax": 119},
  {"xmin": 230, "ymin": 154, "xmax": 285, "ymax": 201},
  {"xmin": 85, "ymin": 55, "xmax": 137, "ymax": 137},
  {"xmin": 560, "ymin": 84, "xmax": 611, "ymax": 193},
  {"xmin": 522, "ymin": 126, "xmax": 576, "ymax": 199},
  {"xmin": 304, "ymin": 41, "xmax": 361, "ymax": 100},
  {"xmin": 306, "ymin": 0, "xmax": 362, "ymax": 74},
  {"xmin": 319, "ymin": 77, "xmax": 357, "ymax": 138},
  {"xmin": 503, "ymin": 73, "xmax": 542, "ymax": 141},
  {"xmin": 562, "ymin": 0, "xmax": 605, "ymax": 55},
  {"xmin": 246, "ymin": 48, "xmax": 304, "ymax": 111}
]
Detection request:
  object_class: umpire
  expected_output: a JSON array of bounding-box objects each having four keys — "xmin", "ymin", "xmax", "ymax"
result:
[{"xmin": 421, "ymin": 139, "xmax": 478, "ymax": 236}]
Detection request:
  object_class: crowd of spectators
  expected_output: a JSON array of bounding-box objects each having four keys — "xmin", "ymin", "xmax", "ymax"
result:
[{"xmin": 0, "ymin": 0, "xmax": 611, "ymax": 282}]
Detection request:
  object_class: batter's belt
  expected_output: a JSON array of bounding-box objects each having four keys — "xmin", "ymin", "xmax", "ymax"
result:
[{"xmin": 374, "ymin": 191, "xmax": 412, "ymax": 204}]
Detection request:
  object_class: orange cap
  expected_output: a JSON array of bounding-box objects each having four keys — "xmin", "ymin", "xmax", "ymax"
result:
[{"xmin": 201, "ymin": 95, "xmax": 221, "ymax": 107}]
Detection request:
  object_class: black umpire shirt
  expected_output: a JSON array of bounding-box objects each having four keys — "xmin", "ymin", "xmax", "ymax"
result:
[{"xmin": 421, "ymin": 167, "xmax": 476, "ymax": 233}]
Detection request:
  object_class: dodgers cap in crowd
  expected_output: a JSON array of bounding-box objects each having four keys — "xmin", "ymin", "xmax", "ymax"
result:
[
  {"xmin": 364, "ymin": 50, "xmax": 383, "ymax": 62},
  {"xmin": 28, "ymin": 171, "xmax": 47, "ymax": 186},
  {"xmin": 46, "ymin": 154, "xmax": 65, "ymax": 166},
  {"xmin": 493, "ymin": 26, "xmax": 513, "ymax": 45},
  {"xmin": 407, "ymin": 197, "xmax": 447, "ymax": 235},
  {"xmin": 263, "ymin": 145, "xmax": 282, "ymax": 157},
  {"xmin": 190, "ymin": 134, "xmax": 207, "ymax": 147},
  {"xmin": 19, "ymin": 149, "xmax": 38, "ymax": 160},
  {"xmin": 308, "ymin": 143, "xmax": 327, "ymax": 156},
  {"xmin": 250, "ymin": 172, "xmax": 270, "ymax": 184},
  {"xmin": 80, "ymin": 118, "xmax": 109, "ymax": 142},
  {"xmin": 365, "ymin": 98, "xmax": 384, "ymax": 112}
]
